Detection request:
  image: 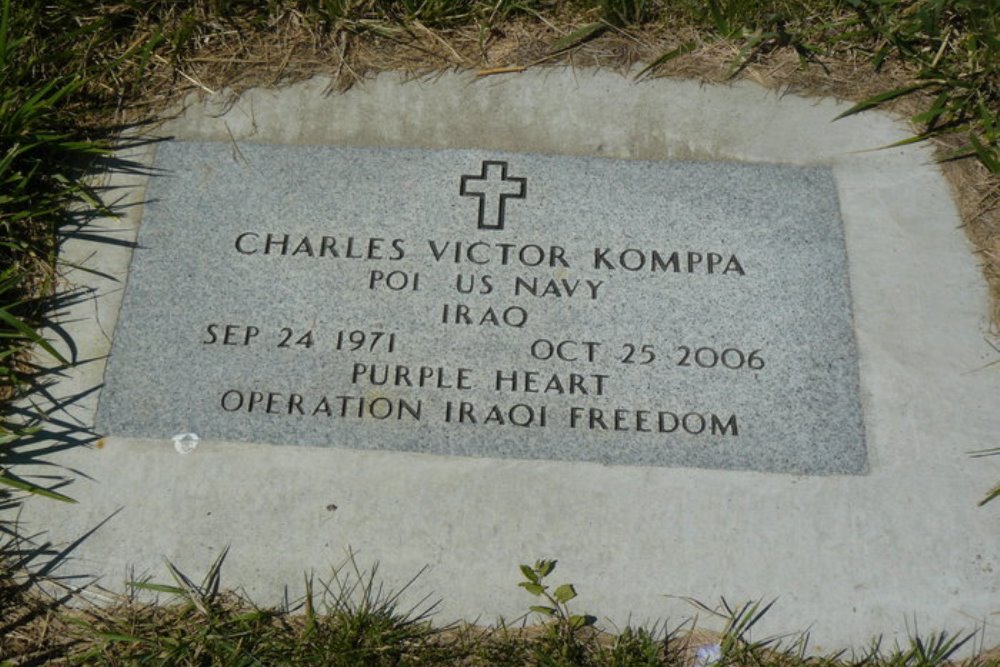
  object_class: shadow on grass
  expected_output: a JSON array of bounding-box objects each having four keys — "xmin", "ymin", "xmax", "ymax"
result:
[
  {"xmin": 1, "ymin": 131, "xmax": 165, "ymax": 493},
  {"xmin": 0, "ymin": 134, "xmax": 167, "ymax": 656}
]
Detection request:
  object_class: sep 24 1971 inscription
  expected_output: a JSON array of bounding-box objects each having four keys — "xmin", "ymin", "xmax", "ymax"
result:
[{"xmin": 96, "ymin": 141, "xmax": 866, "ymax": 474}]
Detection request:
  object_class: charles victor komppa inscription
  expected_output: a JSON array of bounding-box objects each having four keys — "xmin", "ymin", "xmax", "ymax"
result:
[{"xmin": 96, "ymin": 142, "xmax": 867, "ymax": 474}]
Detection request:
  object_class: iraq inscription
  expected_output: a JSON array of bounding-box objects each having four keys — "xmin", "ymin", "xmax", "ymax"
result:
[{"xmin": 96, "ymin": 142, "xmax": 867, "ymax": 474}]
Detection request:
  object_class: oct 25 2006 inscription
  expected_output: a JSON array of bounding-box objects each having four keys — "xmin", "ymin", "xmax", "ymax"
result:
[{"xmin": 95, "ymin": 142, "xmax": 866, "ymax": 475}]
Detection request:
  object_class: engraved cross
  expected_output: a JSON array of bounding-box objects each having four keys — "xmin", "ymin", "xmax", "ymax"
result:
[{"xmin": 460, "ymin": 160, "xmax": 527, "ymax": 231}]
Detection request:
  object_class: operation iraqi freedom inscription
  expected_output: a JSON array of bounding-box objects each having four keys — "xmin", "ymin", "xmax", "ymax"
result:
[{"xmin": 95, "ymin": 142, "xmax": 867, "ymax": 475}]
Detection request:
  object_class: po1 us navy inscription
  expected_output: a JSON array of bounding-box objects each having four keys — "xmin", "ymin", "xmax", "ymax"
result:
[{"xmin": 95, "ymin": 141, "xmax": 867, "ymax": 475}]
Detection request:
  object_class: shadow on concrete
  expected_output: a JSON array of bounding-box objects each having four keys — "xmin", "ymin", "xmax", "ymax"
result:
[{"xmin": 1, "ymin": 131, "xmax": 163, "ymax": 597}]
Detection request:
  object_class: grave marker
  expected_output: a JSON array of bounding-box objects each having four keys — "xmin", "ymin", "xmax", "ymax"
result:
[{"xmin": 95, "ymin": 142, "xmax": 866, "ymax": 475}]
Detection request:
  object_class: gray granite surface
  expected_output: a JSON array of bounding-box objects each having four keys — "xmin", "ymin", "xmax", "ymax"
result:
[{"xmin": 96, "ymin": 141, "xmax": 866, "ymax": 474}]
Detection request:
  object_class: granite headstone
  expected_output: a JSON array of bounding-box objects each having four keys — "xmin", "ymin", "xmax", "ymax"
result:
[{"xmin": 96, "ymin": 141, "xmax": 865, "ymax": 474}]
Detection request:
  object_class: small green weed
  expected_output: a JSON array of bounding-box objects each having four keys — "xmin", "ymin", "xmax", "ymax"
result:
[
  {"xmin": 519, "ymin": 559, "xmax": 595, "ymax": 631},
  {"xmin": 518, "ymin": 559, "xmax": 598, "ymax": 665}
]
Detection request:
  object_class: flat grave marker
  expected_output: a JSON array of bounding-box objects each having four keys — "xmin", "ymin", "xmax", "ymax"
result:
[{"xmin": 95, "ymin": 142, "xmax": 865, "ymax": 474}]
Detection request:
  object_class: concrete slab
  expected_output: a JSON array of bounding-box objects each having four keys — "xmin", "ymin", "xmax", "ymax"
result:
[{"xmin": 13, "ymin": 69, "xmax": 1000, "ymax": 652}]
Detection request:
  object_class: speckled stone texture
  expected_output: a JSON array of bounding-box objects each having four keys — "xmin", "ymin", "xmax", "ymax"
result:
[{"xmin": 96, "ymin": 141, "xmax": 865, "ymax": 475}]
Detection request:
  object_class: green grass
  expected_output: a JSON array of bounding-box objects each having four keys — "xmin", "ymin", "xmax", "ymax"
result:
[
  {"xmin": 0, "ymin": 0, "xmax": 110, "ymax": 501},
  {"xmin": 0, "ymin": 0, "xmax": 998, "ymax": 663},
  {"xmin": 4, "ymin": 555, "xmax": 995, "ymax": 665},
  {"xmin": 69, "ymin": 552, "xmax": 452, "ymax": 665},
  {"xmin": 831, "ymin": 0, "xmax": 999, "ymax": 166}
]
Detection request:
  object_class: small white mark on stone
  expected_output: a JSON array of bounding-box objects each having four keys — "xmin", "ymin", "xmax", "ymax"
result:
[
  {"xmin": 694, "ymin": 644, "xmax": 722, "ymax": 667},
  {"xmin": 172, "ymin": 433, "xmax": 200, "ymax": 454}
]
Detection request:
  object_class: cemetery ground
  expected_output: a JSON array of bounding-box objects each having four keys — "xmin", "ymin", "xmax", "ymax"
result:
[{"xmin": 1, "ymin": 0, "xmax": 999, "ymax": 663}]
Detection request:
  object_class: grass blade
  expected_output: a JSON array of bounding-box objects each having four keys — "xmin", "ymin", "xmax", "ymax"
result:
[
  {"xmin": 834, "ymin": 83, "xmax": 931, "ymax": 120},
  {"xmin": 549, "ymin": 22, "xmax": 607, "ymax": 53},
  {"xmin": 635, "ymin": 42, "xmax": 697, "ymax": 79},
  {"xmin": 130, "ymin": 581, "xmax": 187, "ymax": 595},
  {"xmin": 979, "ymin": 485, "xmax": 1000, "ymax": 506},
  {"xmin": 968, "ymin": 133, "xmax": 1000, "ymax": 173},
  {"xmin": 0, "ymin": 306, "xmax": 67, "ymax": 364},
  {"xmin": 0, "ymin": 471, "xmax": 76, "ymax": 502}
]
